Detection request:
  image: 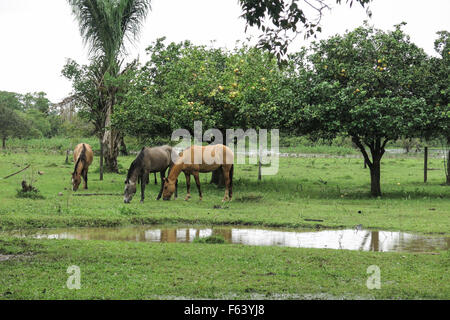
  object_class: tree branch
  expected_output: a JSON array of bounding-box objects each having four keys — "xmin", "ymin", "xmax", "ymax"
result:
[
  {"xmin": 352, "ymin": 136, "xmax": 372, "ymax": 168},
  {"xmin": 1, "ymin": 164, "xmax": 30, "ymax": 180}
]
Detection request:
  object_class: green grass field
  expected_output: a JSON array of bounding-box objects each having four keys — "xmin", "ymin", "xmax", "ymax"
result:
[{"xmin": 0, "ymin": 143, "xmax": 449, "ymax": 299}]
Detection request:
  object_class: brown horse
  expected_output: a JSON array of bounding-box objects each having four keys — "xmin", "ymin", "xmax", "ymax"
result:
[
  {"xmin": 124, "ymin": 145, "xmax": 178, "ymax": 203},
  {"xmin": 72, "ymin": 143, "xmax": 93, "ymax": 191},
  {"xmin": 162, "ymin": 144, "xmax": 234, "ymax": 201}
]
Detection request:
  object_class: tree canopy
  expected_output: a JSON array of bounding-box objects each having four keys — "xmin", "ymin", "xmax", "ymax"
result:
[
  {"xmin": 112, "ymin": 39, "xmax": 284, "ymax": 141},
  {"xmin": 291, "ymin": 23, "xmax": 434, "ymax": 196}
]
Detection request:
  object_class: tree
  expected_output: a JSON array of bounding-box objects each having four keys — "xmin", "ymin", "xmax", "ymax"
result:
[
  {"xmin": 21, "ymin": 92, "xmax": 51, "ymax": 114},
  {"xmin": 113, "ymin": 39, "xmax": 284, "ymax": 184},
  {"xmin": 422, "ymin": 31, "xmax": 450, "ymax": 184},
  {"xmin": 113, "ymin": 39, "xmax": 282, "ymax": 137},
  {"xmin": 62, "ymin": 59, "xmax": 108, "ymax": 180},
  {"xmin": 67, "ymin": 0, "xmax": 151, "ymax": 172},
  {"xmin": 238, "ymin": 0, "xmax": 372, "ymax": 59},
  {"xmin": 0, "ymin": 104, "xmax": 33, "ymax": 148},
  {"xmin": 0, "ymin": 91, "xmax": 23, "ymax": 111},
  {"xmin": 24, "ymin": 108, "xmax": 52, "ymax": 138},
  {"xmin": 294, "ymin": 23, "xmax": 431, "ymax": 197}
]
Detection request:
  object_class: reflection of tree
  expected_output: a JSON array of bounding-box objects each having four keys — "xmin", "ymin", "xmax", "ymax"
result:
[
  {"xmin": 26, "ymin": 226, "xmax": 450, "ymax": 253},
  {"xmin": 359, "ymin": 232, "xmax": 371, "ymax": 251},
  {"xmin": 370, "ymin": 232, "xmax": 379, "ymax": 252},
  {"xmin": 212, "ymin": 228, "xmax": 233, "ymax": 242},
  {"xmin": 161, "ymin": 229, "xmax": 177, "ymax": 243}
]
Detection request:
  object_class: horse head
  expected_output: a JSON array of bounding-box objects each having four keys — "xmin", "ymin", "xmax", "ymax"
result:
[
  {"xmin": 71, "ymin": 171, "xmax": 81, "ymax": 191},
  {"xmin": 123, "ymin": 178, "xmax": 137, "ymax": 203},
  {"xmin": 162, "ymin": 177, "xmax": 176, "ymax": 200}
]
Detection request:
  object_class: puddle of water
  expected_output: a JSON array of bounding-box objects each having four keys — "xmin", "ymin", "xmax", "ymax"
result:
[{"xmin": 3, "ymin": 225, "xmax": 449, "ymax": 253}]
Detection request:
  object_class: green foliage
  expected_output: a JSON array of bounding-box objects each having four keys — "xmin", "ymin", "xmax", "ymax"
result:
[
  {"xmin": 0, "ymin": 90, "xmax": 63, "ymax": 146},
  {"xmin": 0, "ymin": 104, "xmax": 36, "ymax": 147},
  {"xmin": 16, "ymin": 189, "xmax": 45, "ymax": 200},
  {"xmin": 193, "ymin": 235, "xmax": 226, "ymax": 244},
  {"xmin": 22, "ymin": 92, "xmax": 51, "ymax": 114},
  {"xmin": 113, "ymin": 39, "xmax": 284, "ymax": 139},
  {"xmin": 299, "ymin": 23, "xmax": 431, "ymax": 143},
  {"xmin": 0, "ymin": 91, "xmax": 23, "ymax": 111},
  {"xmin": 61, "ymin": 59, "xmax": 105, "ymax": 135},
  {"xmin": 23, "ymin": 109, "xmax": 52, "ymax": 138},
  {"xmin": 60, "ymin": 114, "xmax": 95, "ymax": 138},
  {"xmin": 67, "ymin": 0, "xmax": 151, "ymax": 70},
  {"xmin": 422, "ymin": 31, "xmax": 450, "ymax": 142}
]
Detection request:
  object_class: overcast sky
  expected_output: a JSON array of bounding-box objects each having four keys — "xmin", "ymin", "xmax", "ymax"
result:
[{"xmin": 0, "ymin": 0, "xmax": 449, "ymax": 103}]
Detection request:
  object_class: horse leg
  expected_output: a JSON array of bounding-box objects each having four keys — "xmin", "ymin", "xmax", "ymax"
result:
[
  {"xmin": 193, "ymin": 171, "xmax": 202, "ymax": 200},
  {"xmin": 175, "ymin": 178, "xmax": 178, "ymax": 200},
  {"xmin": 184, "ymin": 172, "xmax": 191, "ymax": 201},
  {"xmin": 156, "ymin": 170, "xmax": 166, "ymax": 200},
  {"xmin": 83, "ymin": 168, "xmax": 88, "ymax": 189},
  {"xmin": 140, "ymin": 173, "xmax": 148, "ymax": 203},
  {"xmin": 154, "ymin": 172, "xmax": 157, "ymax": 185},
  {"xmin": 222, "ymin": 166, "xmax": 231, "ymax": 201}
]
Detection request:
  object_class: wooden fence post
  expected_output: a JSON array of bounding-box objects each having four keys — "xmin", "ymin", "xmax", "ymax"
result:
[{"xmin": 424, "ymin": 146, "xmax": 428, "ymax": 183}]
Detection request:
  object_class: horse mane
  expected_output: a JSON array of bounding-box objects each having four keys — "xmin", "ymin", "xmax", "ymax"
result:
[
  {"xmin": 126, "ymin": 147, "xmax": 145, "ymax": 183},
  {"xmin": 73, "ymin": 144, "xmax": 87, "ymax": 175}
]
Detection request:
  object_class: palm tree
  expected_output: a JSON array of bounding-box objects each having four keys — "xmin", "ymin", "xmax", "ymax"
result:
[{"xmin": 67, "ymin": 0, "xmax": 151, "ymax": 173}]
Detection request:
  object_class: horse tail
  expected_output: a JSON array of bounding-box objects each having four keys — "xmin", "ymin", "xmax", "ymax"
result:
[{"xmin": 230, "ymin": 164, "xmax": 234, "ymax": 188}]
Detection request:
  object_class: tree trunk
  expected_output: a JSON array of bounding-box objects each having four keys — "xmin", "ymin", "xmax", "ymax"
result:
[
  {"xmin": 65, "ymin": 149, "xmax": 70, "ymax": 164},
  {"xmin": 446, "ymin": 149, "xmax": 450, "ymax": 185},
  {"xmin": 369, "ymin": 159, "xmax": 382, "ymax": 197},
  {"xmin": 258, "ymin": 155, "xmax": 262, "ymax": 181},
  {"xmin": 210, "ymin": 168, "xmax": 225, "ymax": 186},
  {"xmin": 99, "ymin": 136, "xmax": 104, "ymax": 181},
  {"xmin": 352, "ymin": 136, "xmax": 385, "ymax": 197},
  {"xmin": 209, "ymin": 129, "xmax": 225, "ymax": 187},
  {"xmin": 2, "ymin": 136, "xmax": 6, "ymax": 149},
  {"xmin": 120, "ymin": 136, "xmax": 128, "ymax": 156},
  {"xmin": 102, "ymin": 102, "xmax": 120, "ymax": 173}
]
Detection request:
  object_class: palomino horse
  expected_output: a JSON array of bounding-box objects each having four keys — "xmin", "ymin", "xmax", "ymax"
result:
[
  {"xmin": 72, "ymin": 143, "xmax": 94, "ymax": 191},
  {"xmin": 162, "ymin": 144, "xmax": 234, "ymax": 201},
  {"xmin": 124, "ymin": 145, "xmax": 177, "ymax": 203}
]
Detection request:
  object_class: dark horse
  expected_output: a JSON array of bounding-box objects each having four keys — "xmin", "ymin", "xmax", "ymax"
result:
[{"xmin": 124, "ymin": 145, "xmax": 177, "ymax": 203}]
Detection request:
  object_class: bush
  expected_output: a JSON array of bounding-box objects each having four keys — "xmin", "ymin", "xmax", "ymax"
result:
[
  {"xmin": 16, "ymin": 189, "xmax": 45, "ymax": 200},
  {"xmin": 193, "ymin": 235, "xmax": 226, "ymax": 244}
]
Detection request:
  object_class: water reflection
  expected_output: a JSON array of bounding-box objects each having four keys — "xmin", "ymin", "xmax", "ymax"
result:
[{"xmin": 5, "ymin": 226, "xmax": 449, "ymax": 253}]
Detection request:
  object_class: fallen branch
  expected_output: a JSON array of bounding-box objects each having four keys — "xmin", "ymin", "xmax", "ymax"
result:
[
  {"xmin": 304, "ymin": 218, "xmax": 324, "ymax": 222},
  {"xmin": 72, "ymin": 193, "xmax": 122, "ymax": 197},
  {"xmin": 2, "ymin": 164, "xmax": 30, "ymax": 179}
]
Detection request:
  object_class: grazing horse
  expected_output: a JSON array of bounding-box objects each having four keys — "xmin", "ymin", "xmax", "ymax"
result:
[
  {"xmin": 162, "ymin": 144, "xmax": 234, "ymax": 201},
  {"xmin": 124, "ymin": 145, "xmax": 177, "ymax": 203},
  {"xmin": 72, "ymin": 143, "xmax": 93, "ymax": 191}
]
